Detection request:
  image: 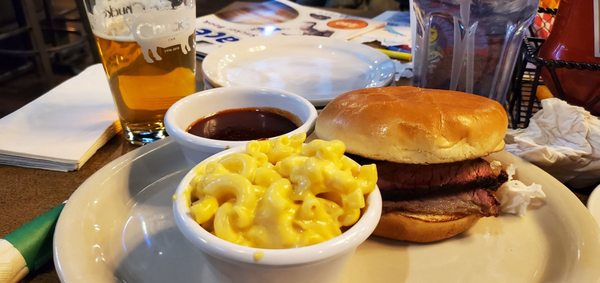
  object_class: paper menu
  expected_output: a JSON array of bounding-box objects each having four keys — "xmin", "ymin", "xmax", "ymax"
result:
[
  {"xmin": 351, "ymin": 10, "xmax": 411, "ymax": 49},
  {"xmin": 194, "ymin": 0, "xmax": 385, "ymax": 56}
]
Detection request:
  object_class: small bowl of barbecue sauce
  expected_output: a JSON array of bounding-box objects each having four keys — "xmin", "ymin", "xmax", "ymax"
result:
[{"xmin": 165, "ymin": 86, "xmax": 318, "ymax": 164}]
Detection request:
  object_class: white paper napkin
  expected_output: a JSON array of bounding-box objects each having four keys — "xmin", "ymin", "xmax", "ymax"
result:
[
  {"xmin": 0, "ymin": 64, "xmax": 119, "ymax": 171},
  {"xmin": 505, "ymin": 98, "xmax": 600, "ymax": 188}
]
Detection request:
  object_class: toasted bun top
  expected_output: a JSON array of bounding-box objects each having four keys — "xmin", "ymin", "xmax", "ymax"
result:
[{"xmin": 315, "ymin": 86, "xmax": 508, "ymax": 164}]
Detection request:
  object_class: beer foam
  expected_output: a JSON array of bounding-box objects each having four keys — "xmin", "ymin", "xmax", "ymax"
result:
[{"xmin": 93, "ymin": 32, "xmax": 134, "ymax": 42}]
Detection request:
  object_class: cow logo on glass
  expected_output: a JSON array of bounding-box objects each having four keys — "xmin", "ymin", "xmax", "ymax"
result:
[{"xmin": 130, "ymin": 6, "xmax": 195, "ymax": 63}]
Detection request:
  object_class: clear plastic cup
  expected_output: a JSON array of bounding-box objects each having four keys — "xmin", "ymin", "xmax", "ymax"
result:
[{"xmin": 411, "ymin": 0, "xmax": 538, "ymax": 104}]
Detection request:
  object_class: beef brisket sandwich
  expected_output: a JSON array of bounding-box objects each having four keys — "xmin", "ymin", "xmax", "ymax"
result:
[{"xmin": 315, "ymin": 86, "xmax": 509, "ymax": 243}]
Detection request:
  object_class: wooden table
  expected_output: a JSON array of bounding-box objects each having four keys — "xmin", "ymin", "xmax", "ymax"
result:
[
  {"xmin": 2, "ymin": 20, "xmax": 598, "ymax": 283},
  {"xmin": 0, "ymin": 5, "xmax": 382, "ymax": 281},
  {"xmin": 0, "ymin": 134, "xmax": 137, "ymax": 282},
  {"xmin": 2, "ymin": 99, "xmax": 597, "ymax": 283}
]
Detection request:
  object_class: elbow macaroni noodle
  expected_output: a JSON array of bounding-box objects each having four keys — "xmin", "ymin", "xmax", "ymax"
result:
[{"xmin": 185, "ymin": 133, "xmax": 377, "ymax": 248}]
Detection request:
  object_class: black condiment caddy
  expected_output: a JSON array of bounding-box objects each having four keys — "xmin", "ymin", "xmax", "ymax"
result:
[{"xmin": 507, "ymin": 8, "xmax": 600, "ymax": 129}]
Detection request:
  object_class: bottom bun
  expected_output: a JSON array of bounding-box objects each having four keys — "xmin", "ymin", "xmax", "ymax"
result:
[{"xmin": 372, "ymin": 212, "xmax": 481, "ymax": 243}]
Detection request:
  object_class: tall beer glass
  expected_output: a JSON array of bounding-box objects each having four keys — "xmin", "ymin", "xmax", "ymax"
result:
[{"xmin": 83, "ymin": 0, "xmax": 196, "ymax": 145}]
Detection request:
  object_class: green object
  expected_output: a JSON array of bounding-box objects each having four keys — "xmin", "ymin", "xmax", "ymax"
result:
[{"xmin": 4, "ymin": 203, "xmax": 65, "ymax": 273}]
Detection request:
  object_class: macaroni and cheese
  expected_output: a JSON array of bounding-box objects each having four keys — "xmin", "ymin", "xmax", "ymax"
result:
[{"xmin": 184, "ymin": 133, "xmax": 377, "ymax": 249}]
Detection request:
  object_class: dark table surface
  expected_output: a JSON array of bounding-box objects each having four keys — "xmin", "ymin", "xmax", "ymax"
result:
[
  {"xmin": 0, "ymin": 5, "xmax": 389, "ymax": 281},
  {"xmin": 0, "ymin": 134, "xmax": 138, "ymax": 283},
  {"xmin": 2, "ymin": 13, "xmax": 599, "ymax": 283},
  {"xmin": 1, "ymin": 85, "xmax": 597, "ymax": 283}
]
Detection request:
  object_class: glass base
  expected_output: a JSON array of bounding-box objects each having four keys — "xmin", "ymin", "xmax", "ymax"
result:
[{"xmin": 121, "ymin": 120, "xmax": 167, "ymax": 146}]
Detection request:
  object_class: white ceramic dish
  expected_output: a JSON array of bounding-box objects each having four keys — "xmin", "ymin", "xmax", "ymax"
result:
[
  {"xmin": 164, "ymin": 86, "xmax": 318, "ymax": 165},
  {"xmin": 54, "ymin": 138, "xmax": 600, "ymax": 283},
  {"xmin": 587, "ymin": 184, "xmax": 600, "ymax": 226},
  {"xmin": 201, "ymin": 35, "xmax": 396, "ymax": 106},
  {"xmin": 172, "ymin": 145, "xmax": 381, "ymax": 283}
]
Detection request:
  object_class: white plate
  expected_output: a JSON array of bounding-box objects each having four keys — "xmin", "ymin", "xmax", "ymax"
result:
[
  {"xmin": 201, "ymin": 36, "xmax": 396, "ymax": 106},
  {"xmin": 587, "ymin": 185, "xmax": 600, "ymax": 227},
  {"xmin": 54, "ymin": 138, "xmax": 600, "ymax": 283}
]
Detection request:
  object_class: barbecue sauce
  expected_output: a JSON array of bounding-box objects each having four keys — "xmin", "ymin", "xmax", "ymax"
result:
[{"xmin": 187, "ymin": 107, "xmax": 300, "ymax": 141}]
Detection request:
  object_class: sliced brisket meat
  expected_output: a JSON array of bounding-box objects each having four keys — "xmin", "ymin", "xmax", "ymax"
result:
[
  {"xmin": 382, "ymin": 188, "xmax": 500, "ymax": 217},
  {"xmin": 346, "ymin": 154, "xmax": 506, "ymax": 217},
  {"xmin": 374, "ymin": 158, "xmax": 508, "ymax": 199}
]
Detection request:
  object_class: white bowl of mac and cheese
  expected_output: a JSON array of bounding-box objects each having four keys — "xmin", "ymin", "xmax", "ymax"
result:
[
  {"xmin": 173, "ymin": 134, "xmax": 382, "ymax": 283},
  {"xmin": 164, "ymin": 86, "xmax": 318, "ymax": 165}
]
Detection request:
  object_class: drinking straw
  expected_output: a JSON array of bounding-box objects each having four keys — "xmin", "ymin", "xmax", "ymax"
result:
[
  {"xmin": 0, "ymin": 203, "xmax": 65, "ymax": 283},
  {"xmin": 465, "ymin": 22, "xmax": 477, "ymax": 94},
  {"xmin": 375, "ymin": 48, "xmax": 412, "ymax": 61}
]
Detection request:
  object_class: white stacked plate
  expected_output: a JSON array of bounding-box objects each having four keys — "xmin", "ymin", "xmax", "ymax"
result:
[
  {"xmin": 53, "ymin": 138, "xmax": 600, "ymax": 282},
  {"xmin": 587, "ymin": 184, "xmax": 600, "ymax": 226},
  {"xmin": 201, "ymin": 35, "xmax": 396, "ymax": 107}
]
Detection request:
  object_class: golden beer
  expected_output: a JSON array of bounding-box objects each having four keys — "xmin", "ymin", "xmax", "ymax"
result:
[{"xmin": 95, "ymin": 34, "xmax": 196, "ymax": 144}]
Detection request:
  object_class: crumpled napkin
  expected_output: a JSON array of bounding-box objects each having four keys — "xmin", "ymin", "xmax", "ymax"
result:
[
  {"xmin": 505, "ymin": 98, "xmax": 600, "ymax": 188},
  {"xmin": 0, "ymin": 64, "xmax": 119, "ymax": 171},
  {"xmin": 496, "ymin": 164, "xmax": 546, "ymax": 216}
]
